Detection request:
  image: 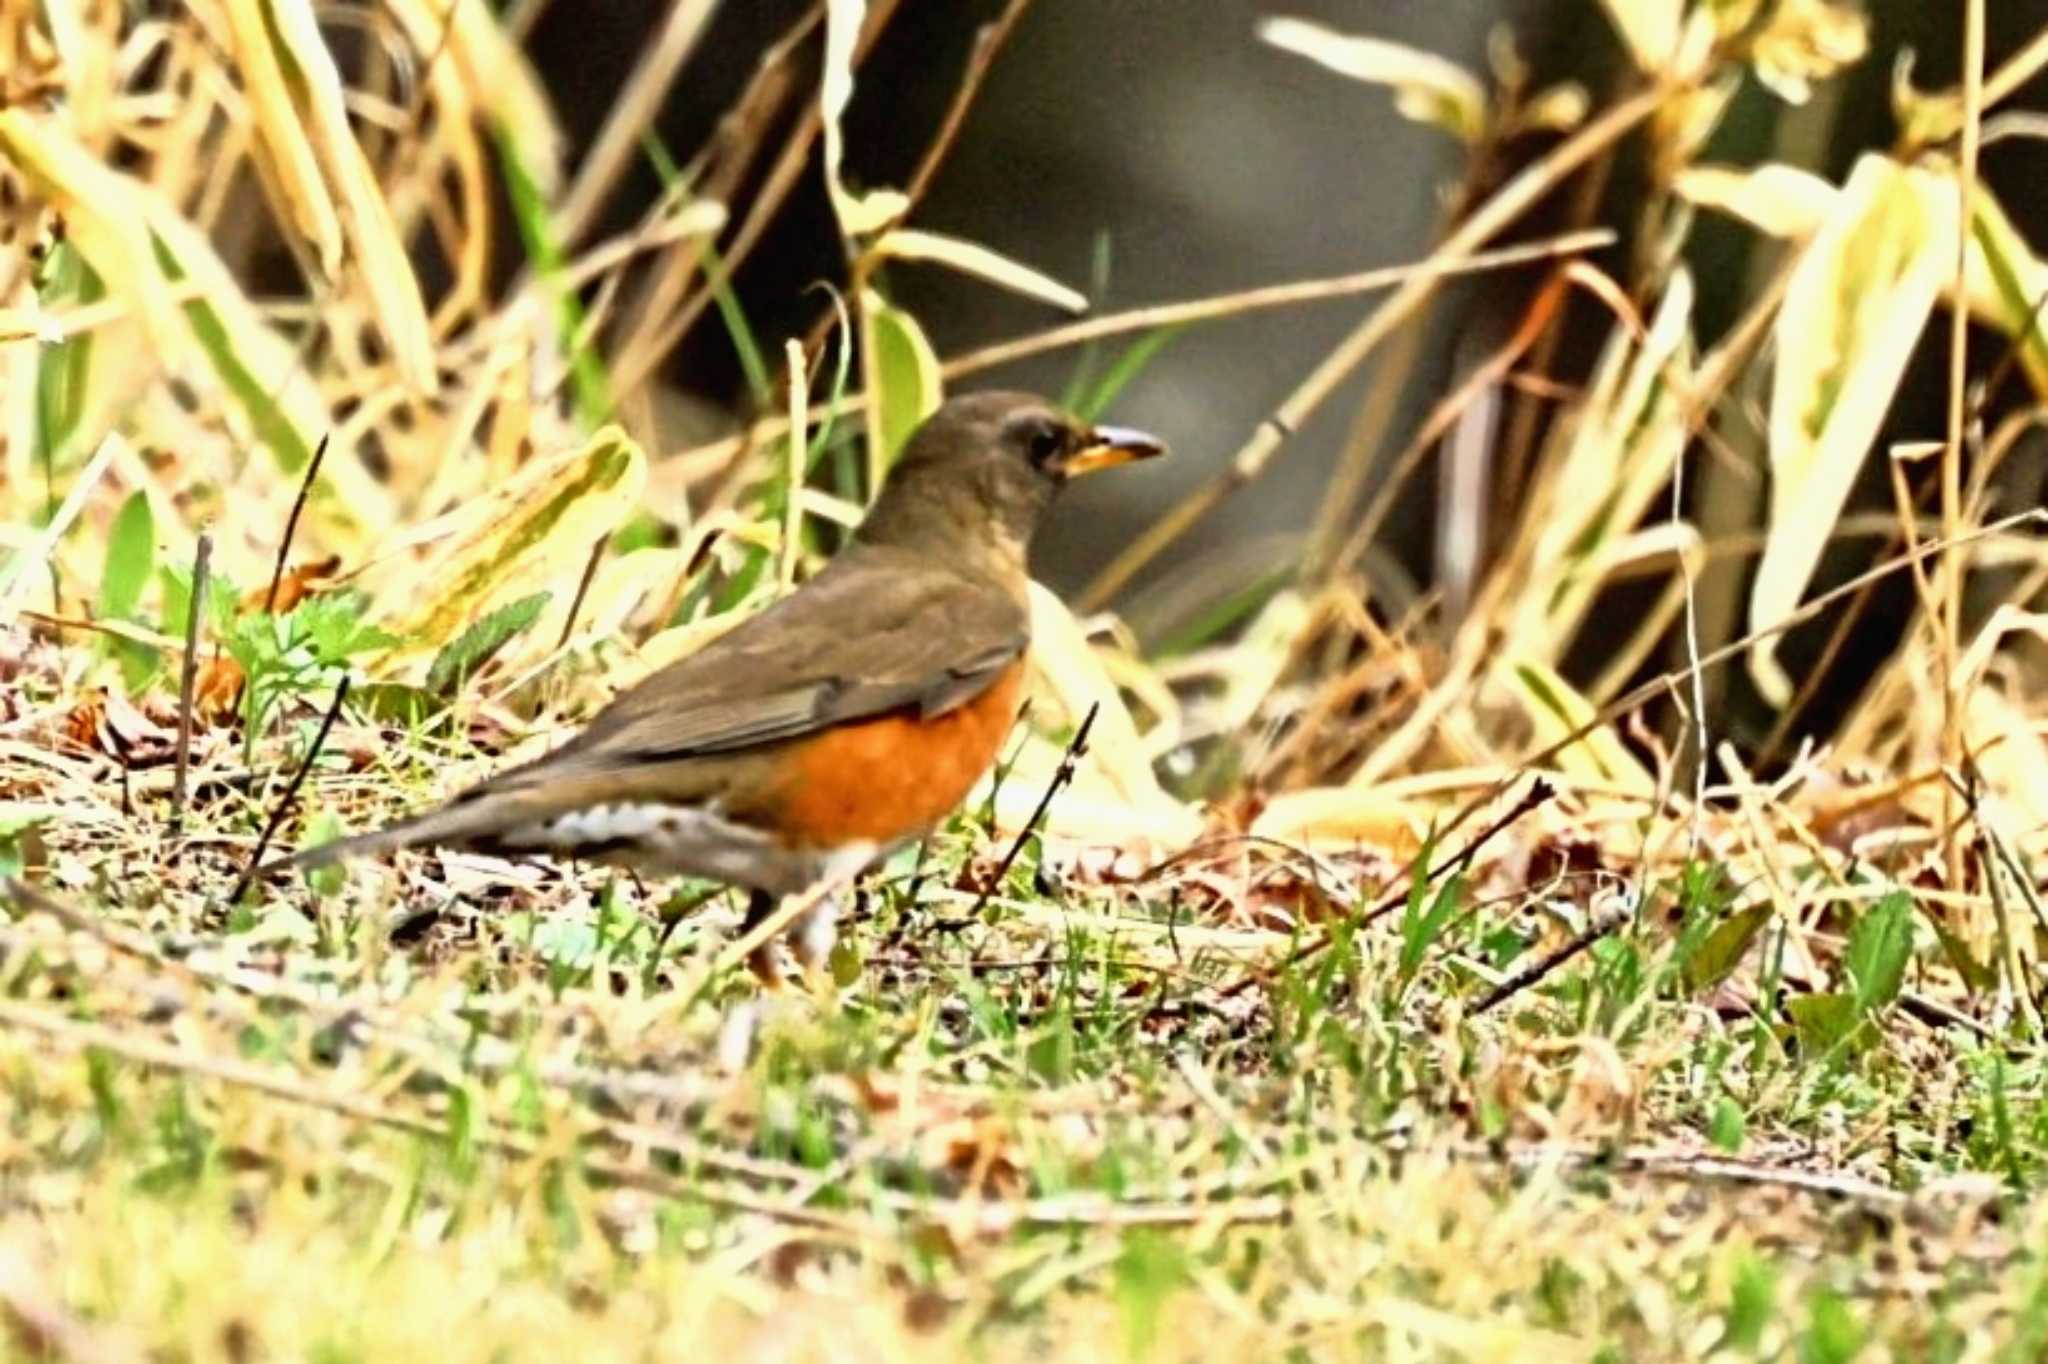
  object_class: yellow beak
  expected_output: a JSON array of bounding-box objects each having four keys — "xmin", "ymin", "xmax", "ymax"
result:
[{"xmin": 1057, "ymin": 424, "xmax": 1168, "ymax": 477}]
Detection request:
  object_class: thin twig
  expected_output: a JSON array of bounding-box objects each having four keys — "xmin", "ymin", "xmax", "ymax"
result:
[
  {"xmin": 263, "ymin": 433, "xmax": 329, "ymax": 615},
  {"xmin": 963, "ymin": 702, "xmax": 1100, "ymax": 923},
  {"xmin": 612, "ymin": 0, "xmax": 906, "ymax": 400},
  {"xmin": 656, "ymin": 232, "xmax": 1613, "ymax": 489},
  {"xmin": 909, "ymin": 0, "xmax": 1031, "ymax": 208},
  {"xmin": 793, "ymin": 0, "xmax": 1036, "ymax": 361},
  {"xmin": 0, "ymin": 996, "xmax": 877, "ymax": 1236},
  {"xmin": 605, "ymin": 4, "xmax": 822, "ymax": 398},
  {"xmin": 554, "ymin": 0, "xmax": 720, "ymax": 248},
  {"xmin": 167, "ymin": 532, "xmax": 211, "ymax": 840},
  {"xmin": 1359, "ymin": 512, "xmax": 2045, "ymax": 948},
  {"xmin": 1938, "ymin": 0, "xmax": 1985, "ymax": 892},
  {"xmin": 945, "ymin": 229, "xmax": 1615, "ymax": 387},
  {"xmin": 1078, "ymin": 81, "xmax": 1671, "ymax": 610},
  {"xmin": 229, "ymin": 676, "xmax": 352, "ymax": 904},
  {"xmin": 1472, "ymin": 901, "xmax": 1632, "ymax": 1015},
  {"xmin": 557, "ymin": 534, "xmax": 609, "ymax": 649},
  {"xmin": 1220, "ymin": 778, "xmax": 1554, "ymax": 999},
  {"xmin": 1328, "ymin": 270, "xmax": 1573, "ymax": 577}
]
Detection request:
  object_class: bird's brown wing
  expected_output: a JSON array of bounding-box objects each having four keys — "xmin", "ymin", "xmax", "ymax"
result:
[
  {"xmin": 550, "ymin": 543, "xmax": 1028, "ymax": 766},
  {"xmin": 270, "ymin": 548, "xmax": 1028, "ymax": 871}
]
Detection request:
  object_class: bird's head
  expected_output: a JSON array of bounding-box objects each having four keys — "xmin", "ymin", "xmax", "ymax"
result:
[{"xmin": 858, "ymin": 391, "xmax": 1166, "ymax": 562}]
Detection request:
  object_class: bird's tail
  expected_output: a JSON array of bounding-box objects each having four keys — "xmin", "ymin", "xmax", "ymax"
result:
[
  {"xmin": 254, "ymin": 748, "xmax": 570, "ymax": 882},
  {"xmin": 255, "ymin": 799, "xmax": 500, "ymax": 880}
]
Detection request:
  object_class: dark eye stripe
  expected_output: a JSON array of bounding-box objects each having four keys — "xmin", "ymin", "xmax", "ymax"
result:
[{"xmin": 1027, "ymin": 425, "xmax": 1065, "ymax": 463}]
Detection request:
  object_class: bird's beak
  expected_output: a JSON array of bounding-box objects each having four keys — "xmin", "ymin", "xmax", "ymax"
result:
[{"xmin": 1058, "ymin": 424, "xmax": 1168, "ymax": 478}]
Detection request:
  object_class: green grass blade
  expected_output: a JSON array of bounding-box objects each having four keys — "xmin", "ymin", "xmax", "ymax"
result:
[{"xmin": 499, "ymin": 125, "xmax": 612, "ymax": 426}]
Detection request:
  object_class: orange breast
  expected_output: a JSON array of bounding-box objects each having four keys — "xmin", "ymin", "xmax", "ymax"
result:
[{"xmin": 765, "ymin": 660, "xmax": 1026, "ymax": 849}]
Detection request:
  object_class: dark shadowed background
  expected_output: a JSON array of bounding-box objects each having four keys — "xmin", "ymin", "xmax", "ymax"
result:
[{"xmin": 524, "ymin": 0, "xmax": 2048, "ymax": 745}]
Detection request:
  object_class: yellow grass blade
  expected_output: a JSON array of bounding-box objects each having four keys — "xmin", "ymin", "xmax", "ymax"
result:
[
  {"xmin": 872, "ymin": 229, "xmax": 1088, "ymax": 316},
  {"xmin": 1507, "ymin": 270, "xmax": 1696, "ymax": 661},
  {"xmin": 1750, "ymin": 154, "xmax": 1955, "ymax": 705},
  {"xmin": 1593, "ymin": 0, "xmax": 1685, "ymax": 75},
  {"xmin": 1675, "ymin": 162, "xmax": 1838, "ymax": 238},
  {"xmin": 821, "ymin": 0, "xmax": 908, "ymax": 238},
  {"xmin": 0, "ymin": 109, "xmax": 192, "ymax": 369},
  {"xmin": 258, "ymin": 0, "xmax": 439, "ymax": 393},
  {"xmin": 387, "ymin": 0, "xmax": 563, "ymax": 194},
  {"xmin": 0, "ymin": 109, "xmax": 385, "ymax": 544},
  {"xmin": 533, "ymin": 545, "xmax": 686, "ymax": 659},
  {"xmin": 1013, "ymin": 582, "xmax": 1202, "ymax": 846},
  {"xmin": 1257, "ymin": 16, "xmax": 1488, "ymax": 143},
  {"xmin": 213, "ymin": 0, "xmax": 345, "ymax": 279},
  {"xmin": 1504, "ymin": 660, "xmax": 1656, "ymax": 797},
  {"xmin": 1249, "ymin": 786, "xmax": 1426, "ymax": 858},
  {"xmin": 1684, "ymin": 159, "xmax": 2048, "ymax": 397}
]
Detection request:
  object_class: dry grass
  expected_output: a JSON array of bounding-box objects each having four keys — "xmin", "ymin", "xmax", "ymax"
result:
[{"xmin": 7, "ymin": 0, "xmax": 2048, "ymax": 1359}]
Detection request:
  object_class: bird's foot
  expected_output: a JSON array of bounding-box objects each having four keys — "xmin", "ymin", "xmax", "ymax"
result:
[
  {"xmin": 734, "ymin": 886, "xmax": 845, "ymax": 997},
  {"xmin": 789, "ymin": 894, "xmax": 843, "ymax": 1002}
]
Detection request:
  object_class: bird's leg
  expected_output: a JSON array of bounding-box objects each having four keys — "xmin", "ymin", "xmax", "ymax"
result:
[
  {"xmin": 789, "ymin": 892, "xmax": 844, "ymax": 1000},
  {"xmin": 740, "ymin": 888, "xmax": 787, "ymax": 989}
]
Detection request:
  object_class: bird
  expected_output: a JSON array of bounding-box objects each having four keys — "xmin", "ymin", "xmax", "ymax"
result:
[{"xmin": 270, "ymin": 391, "xmax": 1165, "ymax": 978}]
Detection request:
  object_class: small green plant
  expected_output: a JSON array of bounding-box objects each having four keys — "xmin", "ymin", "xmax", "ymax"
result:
[
  {"xmin": 223, "ymin": 589, "xmax": 399, "ymax": 758},
  {"xmin": 1785, "ymin": 891, "xmax": 1914, "ymax": 1060},
  {"xmin": 1796, "ymin": 1287, "xmax": 1866, "ymax": 1364},
  {"xmin": 96, "ymin": 490, "xmax": 159, "ymax": 688},
  {"xmin": 1114, "ymin": 1230, "xmax": 1191, "ymax": 1362},
  {"xmin": 424, "ymin": 590, "xmax": 550, "ymax": 698},
  {"xmin": 1395, "ymin": 839, "xmax": 1463, "ymax": 1000},
  {"xmin": 1719, "ymin": 1251, "xmax": 1778, "ymax": 1355}
]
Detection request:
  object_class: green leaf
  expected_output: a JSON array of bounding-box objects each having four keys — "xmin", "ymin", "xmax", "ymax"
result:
[
  {"xmin": 156, "ymin": 564, "xmax": 191, "ymax": 639},
  {"xmin": 1708, "ymin": 1096, "xmax": 1746, "ymax": 1153},
  {"xmin": 425, "ymin": 591, "xmax": 551, "ymax": 697},
  {"xmin": 610, "ymin": 511, "xmax": 666, "ymax": 556},
  {"xmin": 300, "ymin": 811, "xmax": 345, "ymax": 897},
  {"xmin": 1929, "ymin": 914, "xmax": 1997, "ymax": 995},
  {"xmin": 0, "ymin": 811, "xmax": 49, "ymax": 879},
  {"xmin": 98, "ymin": 491, "xmax": 155, "ymax": 622},
  {"xmin": 709, "ymin": 542, "xmax": 771, "ymax": 615},
  {"xmin": 1786, "ymin": 992, "xmax": 1861, "ymax": 1055},
  {"xmin": 1066, "ymin": 324, "xmax": 1182, "ymax": 423},
  {"xmin": 151, "ymin": 233, "xmax": 316, "ymax": 474},
  {"xmin": 1798, "ymin": 1288, "xmax": 1866, "ymax": 1364},
  {"xmin": 34, "ymin": 237, "xmax": 102, "ymax": 467},
  {"xmin": 294, "ymin": 590, "xmax": 401, "ymax": 662},
  {"xmin": 1844, "ymin": 890, "xmax": 1912, "ymax": 1013},
  {"xmin": 1114, "ymin": 1230, "xmax": 1191, "ymax": 1362},
  {"xmin": 352, "ymin": 682, "xmax": 441, "ymax": 727},
  {"xmin": 1721, "ymin": 1251, "xmax": 1776, "ymax": 1353},
  {"xmin": 864, "ymin": 297, "xmax": 943, "ymax": 475},
  {"xmin": 1398, "ymin": 868, "xmax": 1463, "ymax": 987},
  {"xmin": 1681, "ymin": 903, "xmax": 1771, "ymax": 995},
  {"xmin": 498, "ymin": 127, "xmax": 610, "ymax": 426},
  {"xmin": 98, "ymin": 492, "xmax": 160, "ymax": 687}
]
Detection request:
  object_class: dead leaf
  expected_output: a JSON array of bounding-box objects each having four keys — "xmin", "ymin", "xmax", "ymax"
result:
[
  {"xmin": 66, "ymin": 687, "xmax": 176, "ymax": 766},
  {"xmin": 239, "ymin": 555, "xmax": 342, "ymax": 615},
  {"xmin": 194, "ymin": 655, "xmax": 245, "ymax": 720}
]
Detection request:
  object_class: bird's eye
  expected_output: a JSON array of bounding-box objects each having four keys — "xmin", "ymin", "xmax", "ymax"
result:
[{"xmin": 1025, "ymin": 424, "xmax": 1066, "ymax": 466}]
